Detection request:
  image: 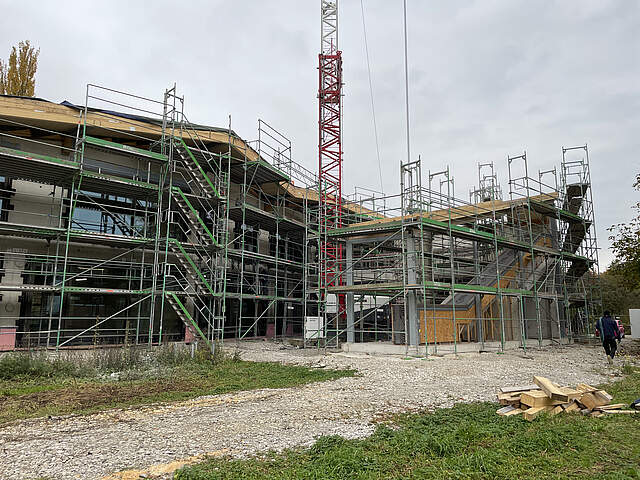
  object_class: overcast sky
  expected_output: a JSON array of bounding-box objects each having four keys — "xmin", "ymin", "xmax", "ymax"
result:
[{"xmin": 2, "ymin": 0, "xmax": 639, "ymax": 267}]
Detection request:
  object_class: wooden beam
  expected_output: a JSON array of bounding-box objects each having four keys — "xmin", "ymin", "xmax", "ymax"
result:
[
  {"xmin": 533, "ymin": 376, "xmax": 571, "ymax": 403},
  {"xmin": 523, "ymin": 406, "xmax": 550, "ymax": 421},
  {"xmin": 521, "ymin": 390, "xmax": 563, "ymax": 408},
  {"xmin": 563, "ymin": 401, "xmax": 581, "ymax": 413},
  {"xmin": 579, "ymin": 392, "xmax": 608, "ymax": 410}
]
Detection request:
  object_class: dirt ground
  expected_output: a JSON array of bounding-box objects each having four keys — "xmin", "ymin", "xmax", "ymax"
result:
[{"xmin": 1, "ymin": 341, "xmax": 636, "ymax": 480}]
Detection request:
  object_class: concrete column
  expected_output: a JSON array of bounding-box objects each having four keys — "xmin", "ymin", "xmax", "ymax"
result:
[
  {"xmin": 346, "ymin": 241, "xmax": 355, "ymax": 343},
  {"xmin": 473, "ymin": 240, "xmax": 483, "ymax": 345},
  {"xmin": 406, "ymin": 231, "xmax": 419, "ymax": 347},
  {"xmin": 253, "ymin": 300, "xmax": 259, "ymax": 337},
  {"xmin": 282, "ymin": 301, "xmax": 289, "ymax": 337},
  {"xmin": 0, "ymin": 249, "xmax": 26, "ymax": 350}
]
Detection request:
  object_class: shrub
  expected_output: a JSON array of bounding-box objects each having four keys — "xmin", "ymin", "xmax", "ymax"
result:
[{"xmin": 0, "ymin": 352, "xmax": 77, "ymax": 379}]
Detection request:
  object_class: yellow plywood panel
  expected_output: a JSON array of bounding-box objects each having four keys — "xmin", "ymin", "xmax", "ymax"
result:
[{"xmin": 419, "ymin": 306, "xmax": 476, "ymax": 343}]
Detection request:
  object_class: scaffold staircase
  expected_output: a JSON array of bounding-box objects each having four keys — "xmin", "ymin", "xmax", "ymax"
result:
[
  {"xmin": 161, "ymin": 123, "xmax": 229, "ymax": 347},
  {"xmin": 173, "ymin": 138, "xmax": 220, "ymax": 199},
  {"xmin": 171, "ymin": 187, "xmax": 220, "ymax": 248},
  {"xmin": 165, "ymin": 291, "xmax": 212, "ymax": 348},
  {"xmin": 559, "ymin": 147, "xmax": 596, "ymax": 287},
  {"xmin": 168, "ymin": 240, "xmax": 215, "ymax": 293}
]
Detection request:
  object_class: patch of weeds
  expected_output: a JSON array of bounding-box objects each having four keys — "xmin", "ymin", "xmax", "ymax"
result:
[
  {"xmin": 0, "ymin": 352, "xmax": 88, "ymax": 380},
  {"xmin": 231, "ymin": 348, "xmax": 242, "ymax": 362},
  {"xmin": 621, "ymin": 362, "xmax": 637, "ymax": 376}
]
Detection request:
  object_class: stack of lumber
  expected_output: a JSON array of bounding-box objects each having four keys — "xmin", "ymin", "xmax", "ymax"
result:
[{"xmin": 496, "ymin": 376, "xmax": 638, "ymax": 421}]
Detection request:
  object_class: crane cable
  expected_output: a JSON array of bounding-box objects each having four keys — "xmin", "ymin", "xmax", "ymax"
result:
[{"xmin": 360, "ymin": 0, "xmax": 384, "ymax": 194}]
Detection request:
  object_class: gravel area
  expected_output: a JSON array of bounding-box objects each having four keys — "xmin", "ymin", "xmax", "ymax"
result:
[{"xmin": 0, "ymin": 342, "xmax": 619, "ymax": 480}]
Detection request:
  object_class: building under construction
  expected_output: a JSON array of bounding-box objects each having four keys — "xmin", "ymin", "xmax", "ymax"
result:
[{"xmin": 0, "ymin": 85, "xmax": 600, "ymax": 354}]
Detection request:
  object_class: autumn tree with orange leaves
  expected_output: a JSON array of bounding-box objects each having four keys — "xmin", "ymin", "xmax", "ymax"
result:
[{"xmin": 0, "ymin": 40, "xmax": 40, "ymax": 96}]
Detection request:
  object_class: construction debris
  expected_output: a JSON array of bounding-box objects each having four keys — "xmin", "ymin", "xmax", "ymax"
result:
[{"xmin": 496, "ymin": 376, "xmax": 639, "ymax": 421}]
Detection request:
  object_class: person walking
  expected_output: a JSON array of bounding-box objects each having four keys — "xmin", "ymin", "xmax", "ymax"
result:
[{"xmin": 595, "ymin": 311, "xmax": 621, "ymax": 365}]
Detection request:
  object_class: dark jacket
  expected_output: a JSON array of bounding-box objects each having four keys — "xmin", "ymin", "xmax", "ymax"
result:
[{"xmin": 596, "ymin": 315, "xmax": 620, "ymax": 341}]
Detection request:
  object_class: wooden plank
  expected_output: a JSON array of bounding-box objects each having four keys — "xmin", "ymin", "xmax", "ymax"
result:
[
  {"xmin": 579, "ymin": 392, "xmax": 608, "ymax": 410},
  {"xmin": 523, "ymin": 406, "xmax": 550, "ymax": 421},
  {"xmin": 521, "ymin": 390, "xmax": 562, "ymax": 407},
  {"xmin": 593, "ymin": 390, "xmax": 613, "ymax": 403},
  {"xmin": 549, "ymin": 405, "xmax": 564, "ymax": 416},
  {"xmin": 600, "ymin": 410, "xmax": 639, "ymax": 415},
  {"xmin": 594, "ymin": 404, "xmax": 627, "ymax": 411},
  {"xmin": 496, "ymin": 405, "xmax": 522, "ymax": 416},
  {"xmin": 500, "ymin": 385, "xmax": 540, "ymax": 394},
  {"xmin": 576, "ymin": 383, "xmax": 599, "ymax": 393},
  {"xmin": 563, "ymin": 401, "xmax": 581, "ymax": 413},
  {"xmin": 497, "ymin": 393, "xmax": 522, "ymax": 405},
  {"xmin": 559, "ymin": 387, "xmax": 582, "ymax": 401},
  {"xmin": 533, "ymin": 376, "xmax": 570, "ymax": 402}
]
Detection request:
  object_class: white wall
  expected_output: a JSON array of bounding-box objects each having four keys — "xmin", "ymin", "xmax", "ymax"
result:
[{"xmin": 629, "ymin": 309, "xmax": 640, "ymax": 339}]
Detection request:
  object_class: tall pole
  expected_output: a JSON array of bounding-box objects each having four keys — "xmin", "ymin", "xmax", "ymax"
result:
[{"xmin": 403, "ymin": 0, "xmax": 411, "ymax": 165}]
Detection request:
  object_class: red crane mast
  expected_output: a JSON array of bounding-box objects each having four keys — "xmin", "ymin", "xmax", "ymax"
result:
[{"xmin": 318, "ymin": 0, "xmax": 344, "ymax": 331}]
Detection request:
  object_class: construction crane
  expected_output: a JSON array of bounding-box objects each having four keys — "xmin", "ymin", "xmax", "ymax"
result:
[{"xmin": 318, "ymin": 0, "xmax": 344, "ymax": 340}]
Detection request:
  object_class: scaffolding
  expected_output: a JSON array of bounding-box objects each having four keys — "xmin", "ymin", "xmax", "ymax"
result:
[
  {"xmin": 0, "ymin": 85, "xmax": 318, "ymax": 350},
  {"xmin": 0, "ymin": 85, "xmax": 600, "ymax": 354},
  {"xmin": 320, "ymin": 148, "xmax": 600, "ymax": 355}
]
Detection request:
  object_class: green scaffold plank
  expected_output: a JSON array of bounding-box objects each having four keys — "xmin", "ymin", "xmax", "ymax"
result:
[
  {"xmin": 63, "ymin": 287, "xmax": 152, "ymax": 294},
  {"xmin": 253, "ymin": 157, "xmax": 291, "ymax": 183},
  {"xmin": 327, "ymin": 216, "xmax": 591, "ymax": 263},
  {"xmin": 81, "ymin": 171, "xmax": 158, "ymax": 190},
  {"xmin": 423, "ymin": 281, "xmax": 534, "ymax": 297},
  {"xmin": 68, "ymin": 230, "xmax": 154, "ymax": 243},
  {"xmin": 84, "ymin": 136, "xmax": 168, "ymax": 162},
  {"xmin": 0, "ymin": 145, "xmax": 79, "ymax": 167}
]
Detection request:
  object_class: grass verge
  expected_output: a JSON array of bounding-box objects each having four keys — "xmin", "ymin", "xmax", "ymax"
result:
[
  {"xmin": 0, "ymin": 348, "xmax": 354, "ymax": 424},
  {"xmin": 175, "ymin": 369, "xmax": 640, "ymax": 480}
]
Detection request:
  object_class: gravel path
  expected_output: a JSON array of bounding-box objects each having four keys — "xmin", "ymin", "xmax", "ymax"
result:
[{"xmin": 0, "ymin": 343, "xmax": 617, "ymax": 480}]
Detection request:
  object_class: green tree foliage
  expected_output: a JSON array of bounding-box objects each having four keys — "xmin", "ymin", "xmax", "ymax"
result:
[
  {"xmin": 597, "ymin": 270, "xmax": 640, "ymax": 316},
  {"xmin": 595, "ymin": 173, "xmax": 640, "ymax": 317},
  {"xmin": 607, "ymin": 174, "xmax": 640, "ymax": 287},
  {"xmin": 0, "ymin": 40, "xmax": 40, "ymax": 96}
]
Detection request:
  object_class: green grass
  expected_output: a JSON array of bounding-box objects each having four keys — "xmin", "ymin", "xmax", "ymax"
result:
[
  {"xmin": 0, "ymin": 349, "xmax": 354, "ymax": 424},
  {"xmin": 175, "ymin": 370, "xmax": 640, "ymax": 480}
]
